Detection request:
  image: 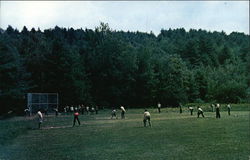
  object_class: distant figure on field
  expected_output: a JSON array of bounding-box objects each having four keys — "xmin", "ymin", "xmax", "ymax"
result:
[
  {"xmin": 216, "ymin": 103, "xmax": 221, "ymax": 118},
  {"xmin": 90, "ymin": 107, "xmax": 95, "ymax": 115},
  {"xmin": 143, "ymin": 109, "xmax": 151, "ymax": 127},
  {"xmin": 70, "ymin": 106, "xmax": 74, "ymax": 113},
  {"xmin": 189, "ymin": 106, "xmax": 194, "ymax": 115},
  {"xmin": 227, "ymin": 104, "xmax": 231, "ymax": 116},
  {"xmin": 73, "ymin": 110, "xmax": 81, "ymax": 126},
  {"xmin": 179, "ymin": 103, "xmax": 182, "ymax": 114},
  {"xmin": 37, "ymin": 109, "xmax": 43, "ymax": 129},
  {"xmin": 86, "ymin": 106, "xmax": 89, "ymax": 114},
  {"xmin": 95, "ymin": 106, "xmax": 99, "ymax": 114},
  {"xmin": 210, "ymin": 104, "xmax": 215, "ymax": 112},
  {"xmin": 24, "ymin": 108, "xmax": 30, "ymax": 116},
  {"xmin": 111, "ymin": 109, "xmax": 118, "ymax": 119},
  {"xmin": 64, "ymin": 107, "xmax": 67, "ymax": 114},
  {"xmin": 157, "ymin": 102, "xmax": 161, "ymax": 113},
  {"xmin": 197, "ymin": 106, "xmax": 205, "ymax": 118},
  {"xmin": 120, "ymin": 106, "xmax": 126, "ymax": 119}
]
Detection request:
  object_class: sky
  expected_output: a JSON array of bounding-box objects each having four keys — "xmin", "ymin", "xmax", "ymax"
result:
[{"xmin": 0, "ymin": 1, "xmax": 249, "ymax": 35}]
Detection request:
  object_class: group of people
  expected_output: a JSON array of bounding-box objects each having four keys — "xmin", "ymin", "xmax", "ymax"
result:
[
  {"xmin": 157, "ymin": 102, "xmax": 231, "ymax": 119},
  {"xmin": 63, "ymin": 105, "xmax": 99, "ymax": 115},
  {"xmin": 34, "ymin": 102, "xmax": 232, "ymax": 129},
  {"xmin": 187, "ymin": 103, "xmax": 231, "ymax": 118}
]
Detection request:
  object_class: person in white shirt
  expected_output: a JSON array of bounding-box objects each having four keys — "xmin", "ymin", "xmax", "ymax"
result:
[
  {"xmin": 86, "ymin": 106, "xmax": 89, "ymax": 115},
  {"xmin": 37, "ymin": 109, "xmax": 43, "ymax": 129},
  {"xmin": 157, "ymin": 103, "xmax": 161, "ymax": 113},
  {"xmin": 111, "ymin": 109, "xmax": 118, "ymax": 119},
  {"xmin": 227, "ymin": 104, "xmax": 231, "ymax": 116},
  {"xmin": 197, "ymin": 106, "xmax": 205, "ymax": 118},
  {"xmin": 120, "ymin": 106, "xmax": 126, "ymax": 119},
  {"xmin": 189, "ymin": 106, "xmax": 194, "ymax": 115},
  {"xmin": 216, "ymin": 103, "xmax": 221, "ymax": 118},
  {"xmin": 70, "ymin": 106, "xmax": 74, "ymax": 113},
  {"xmin": 143, "ymin": 109, "xmax": 151, "ymax": 127}
]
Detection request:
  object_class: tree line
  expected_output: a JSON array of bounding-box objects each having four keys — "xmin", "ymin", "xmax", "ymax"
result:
[{"xmin": 0, "ymin": 23, "xmax": 249, "ymax": 114}]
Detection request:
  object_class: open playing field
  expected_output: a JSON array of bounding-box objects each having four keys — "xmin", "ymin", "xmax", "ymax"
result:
[{"xmin": 0, "ymin": 106, "xmax": 249, "ymax": 160}]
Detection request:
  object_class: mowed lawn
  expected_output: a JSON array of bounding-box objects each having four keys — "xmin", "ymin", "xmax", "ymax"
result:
[{"xmin": 0, "ymin": 108, "xmax": 249, "ymax": 160}]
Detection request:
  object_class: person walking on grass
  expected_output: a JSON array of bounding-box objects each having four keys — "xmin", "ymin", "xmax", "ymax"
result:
[
  {"xmin": 216, "ymin": 103, "xmax": 221, "ymax": 118},
  {"xmin": 73, "ymin": 110, "xmax": 81, "ymax": 127},
  {"xmin": 120, "ymin": 106, "xmax": 126, "ymax": 119},
  {"xmin": 157, "ymin": 102, "xmax": 161, "ymax": 113},
  {"xmin": 37, "ymin": 109, "xmax": 43, "ymax": 129},
  {"xmin": 197, "ymin": 106, "xmax": 205, "ymax": 118},
  {"xmin": 227, "ymin": 104, "xmax": 231, "ymax": 116},
  {"xmin": 143, "ymin": 109, "xmax": 151, "ymax": 127}
]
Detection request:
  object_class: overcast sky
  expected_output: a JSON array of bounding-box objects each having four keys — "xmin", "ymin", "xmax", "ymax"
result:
[{"xmin": 0, "ymin": 1, "xmax": 249, "ymax": 35}]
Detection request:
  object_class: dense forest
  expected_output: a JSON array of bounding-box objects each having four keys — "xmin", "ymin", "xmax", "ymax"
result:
[{"xmin": 0, "ymin": 23, "xmax": 249, "ymax": 114}]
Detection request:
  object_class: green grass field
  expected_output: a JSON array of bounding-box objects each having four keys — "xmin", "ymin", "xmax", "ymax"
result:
[{"xmin": 0, "ymin": 106, "xmax": 249, "ymax": 160}]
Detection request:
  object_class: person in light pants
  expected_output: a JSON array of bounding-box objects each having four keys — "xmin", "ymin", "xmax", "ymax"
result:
[
  {"xmin": 37, "ymin": 109, "xmax": 43, "ymax": 129},
  {"xmin": 120, "ymin": 106, "xmax": 126, "ymax": 119},
  {"xmin": 143, "ymin": 109, "xmax": 151, "ymax": 127}
]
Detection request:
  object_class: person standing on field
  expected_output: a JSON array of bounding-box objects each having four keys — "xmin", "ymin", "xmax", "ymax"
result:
[
  {"xmin": 197, "ymin": 106, "xmax": 205, "ymax": 118},
  {"xmin": 86, "ymin": 106, "xmax": 89, "ymax": 115},
  {"xmin": 95, "ymin": 106, "xmax": 99, "ymax": 114},
  {"xmin": 157, "ymin": 102, "xmax": 161, "ymax": 113},
  {"xmin": 73, "ymin": 110, "xmax": 81, "ymax": 126},
  {"xmin": 227, "ymin": 104, "xmax": 231, "ymax": 116},
  {"xmin": 216, "ymin": 103, "xmax": 221, "ymax": 118},
  {"xmin": 120, "ymin": 106, "xmax": 126, "ymax": 119},
  {"xmin": 179, "ymin": 103, "xmax": 183, "ymax": 114},
  {"xmin": 37, "ymin": 109, "xmax": 43, "ymax": 129},
  {"xmin": 143, "ymin": 109, "xmax": 151, "ymax": 127},
  {"xmin": 211, "ymin": 104, "xmax": 215, "ymax": 112}
]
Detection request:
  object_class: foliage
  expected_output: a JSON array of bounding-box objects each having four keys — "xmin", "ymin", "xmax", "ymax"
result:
[{"xmin": 0, "ymin": 24, "xmax": 249, "ymax": 114}]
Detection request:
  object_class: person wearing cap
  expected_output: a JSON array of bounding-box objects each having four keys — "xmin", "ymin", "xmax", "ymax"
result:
[
  {"xmin": 73, "ymin": 110, "xmax": 81, "ymax": 126},
  {"xmin": 143, "ymin": 109, "xmax": 151, "ymax": 127},
  {"xmin": 157, "ymin": 102, "xmax": 161, "ymax": 113},
  {"xmin": 197, "ymin": 106, "xmax": 205, "ymax": 118},
  {"xmin": 37, "ymin": 109, "xmax": 43, "ymax": 129},
  {"xmin": 120, "ymin": 106, "xmax": 126, "ymax": 119},
  {"xmin": 216, "ymin": 103, "xmax": 221, "ymax": 118}
]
